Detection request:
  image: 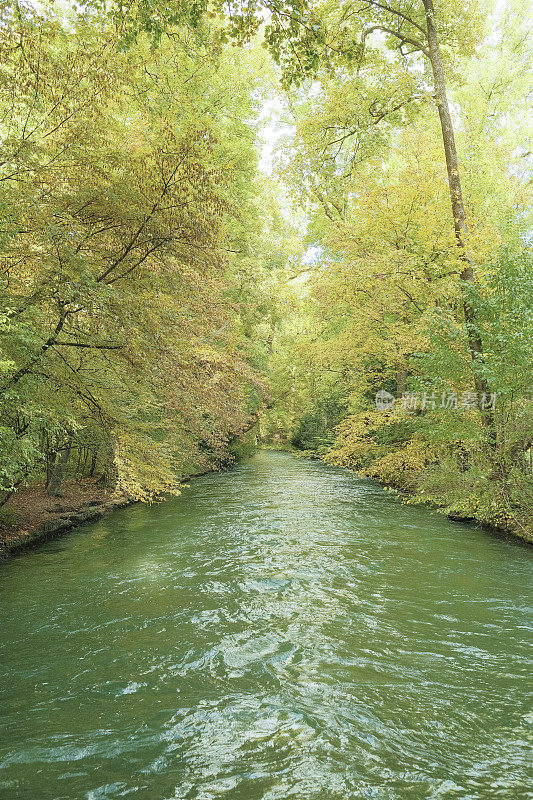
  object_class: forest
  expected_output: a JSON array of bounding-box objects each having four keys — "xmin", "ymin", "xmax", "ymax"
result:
[{"xmin": 0, "ymin": 0, "xmax": 532, "ymax": 540}]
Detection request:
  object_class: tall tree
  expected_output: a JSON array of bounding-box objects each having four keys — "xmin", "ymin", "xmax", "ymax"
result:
[
  {"xmin": 0, "ymin": 2, "xmax": 273, "ymax": 500},
  {"xmin": 297, "ymin": 0, "xmax": 493, "ymax": 421}
]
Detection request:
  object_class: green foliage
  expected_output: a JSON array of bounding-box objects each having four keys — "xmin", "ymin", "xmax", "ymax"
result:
[
  {"xmin": 227, "ymin": 430, "xmax": 260, "ymax": 461},
  {"xmin": 290, "ymin": 396, "xmax": 344, "ymax": 452},
  {"xmin": 265, "ymin": 1, "xmax": 533, "ymax": 536},
  {"xmin": 0, "ymin": 505, "xmax": 18, "ymax": 528},
  {"xmin": 410, "ymin": 249, "xmax": 533, "ymax": 531},
  {"xmin": 0, "ymin": 0, "xmax": 530, "ymax": 543},
  {"xmin": 323, "ymin": 249, "xmax": 533, "ymax": 531},
  {"xmin": 0, "ymin": 1, "xmax": 279, "ymax": 501},
  {"xmin": 81, "ymin": 0, "xmax": 330, "ymax": 89}
]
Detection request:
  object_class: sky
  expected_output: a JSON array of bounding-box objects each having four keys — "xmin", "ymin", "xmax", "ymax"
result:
[{"xmin": 257, "ymin": 98, "xmax": 289, "ymax": 176}]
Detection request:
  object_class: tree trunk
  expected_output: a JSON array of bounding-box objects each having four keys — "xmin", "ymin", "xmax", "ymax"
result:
[
  {"xmin": 88, "ymin": 449, "xmax": 98, "ymax": 478},
  {"xmin": 397, "ymin": 368, "xmax": 407, "ymax": 397},
  {"xmin": 97, "ymin": 442, "xmax": 118, "ymax": 491},
  {"xmin": 46, "ymin": 435, "xmax": 72, "ymax": 497},
  {"xmin": 45, "ymin": 446, "xmax": 56, "ymax": 489},
  {"xmin": 422, "ymin": 0, "xmax": 494, "ymax": 434}
]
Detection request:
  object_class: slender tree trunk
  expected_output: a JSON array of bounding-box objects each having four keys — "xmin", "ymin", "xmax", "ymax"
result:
[
  {"xmin": 80, "ymin": 447, "xmax": 89, "ymax": 477},
  {"xmin": 88, "ymin": 449, "xmax": 98, "ymax": 478},
  {"xmin": 46, "ymin": 448, "xmax": 55, "ymax": 489},
  {"xmin": 46, "ymin": 434, "xmax": 72, "ymax": 497},
  {"xmin": 397, "ymin": 369, "xmax": 407, "ymax": 397},
  {"xmin": 422, "ymin": 0, "xmax": 494, "ymax": 434},
  {"xmin": 97, "ymin": 442, "xmax": 118, "ymax": 491},
  {"xmin": 76, "ymin": 446, "xmax": 83, "ymax": 476}
]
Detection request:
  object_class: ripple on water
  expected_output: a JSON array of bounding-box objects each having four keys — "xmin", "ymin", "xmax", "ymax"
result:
[{"xmin": 0, "ymin": 451, "xmax": 531, "ymax": 800}]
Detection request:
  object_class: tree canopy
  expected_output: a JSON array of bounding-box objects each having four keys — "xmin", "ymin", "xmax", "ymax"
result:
[{"xmin": 0, "ymin": 0, "xmax": 531, "ymax": 536}]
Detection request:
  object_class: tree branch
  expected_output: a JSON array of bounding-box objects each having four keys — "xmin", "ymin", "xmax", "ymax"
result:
[
  {"xmin": 53, "ymin": 341, "xmax": 125, "ymax": 350},
  {"xmin": 360, "ymin": 0, "xmax": 428, "ymax": 36}
]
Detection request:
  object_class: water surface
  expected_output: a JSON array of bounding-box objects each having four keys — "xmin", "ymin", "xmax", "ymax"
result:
[{"xmin": 1, "ymin": 451, "xmax": 532, "ymax": 799}]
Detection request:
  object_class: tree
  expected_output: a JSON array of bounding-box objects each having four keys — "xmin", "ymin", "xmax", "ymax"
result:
[
  {"xmin": 291, "ymin": 0, "xmax": 497, "ymax": 423},
  {"xmin": 267, "ymin": 2, "xmax": 532, "ymax": 533},
  {"xmin": 0, "ymin": 2, "xmax": 274, "ymax": 500},
  {"xmin": 82, "ymin": 1, "xmax": 501, "ymax": 422}
]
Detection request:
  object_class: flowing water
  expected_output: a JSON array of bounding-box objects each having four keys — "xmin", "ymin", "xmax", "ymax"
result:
[{"xmin": 1, "ymin": 451, "xmax": 532, "ymax": 800}]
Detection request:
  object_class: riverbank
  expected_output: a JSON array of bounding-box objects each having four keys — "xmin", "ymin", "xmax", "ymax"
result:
[
  {"xmin": 2, "ymin": 449, "xmax": 530, "ymax": 560},
  {"xmin": 0, "ymin": 461, "xmax": 229, "ymax": 561},
  {"xmin": 0, "ymin": 480, "xmax": 133, "ymax": 560},
  {"xmin": 277, "ymin": 446, "xmax": 533, "ymax": 545}
]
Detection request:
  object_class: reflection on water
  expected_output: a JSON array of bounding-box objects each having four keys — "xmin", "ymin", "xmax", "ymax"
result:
[{"xmin": 1, "ymin": 451, "xmax": 532, "ymax": 800}]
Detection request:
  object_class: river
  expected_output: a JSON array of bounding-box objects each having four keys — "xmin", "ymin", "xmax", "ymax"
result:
[{"xmin": 1, "ymin": 451, "xmax": 532, "ymax": 799}]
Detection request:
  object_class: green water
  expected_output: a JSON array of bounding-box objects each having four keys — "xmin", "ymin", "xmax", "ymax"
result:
[{"xmin": 1, "ymin": 451, "xmax": 532, "ymax": 800}]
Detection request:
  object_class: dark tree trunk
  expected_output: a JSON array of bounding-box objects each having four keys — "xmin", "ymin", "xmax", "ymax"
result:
[
  {"xmin": 88, "ymin": 449, "xmax": 98, "ymax": 478},
  {"xmin": 46, "ymin": 449, "xmax": 56, "ymax": 489},
  {"xmin": 46, "ymin": 435, "xmax": 72, "ymax": 497}
]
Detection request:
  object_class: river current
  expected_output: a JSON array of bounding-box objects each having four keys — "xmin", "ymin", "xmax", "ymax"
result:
[{"xmin": 1, "ymin": 451, "xmax": 532, "ymax": 799}]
